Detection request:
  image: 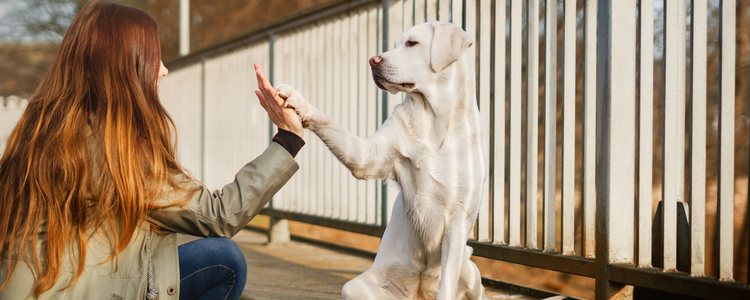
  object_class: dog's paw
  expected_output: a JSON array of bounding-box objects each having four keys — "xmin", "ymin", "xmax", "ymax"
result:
[{"xmin": 275, "ymin": 84, "xmax": 317, "ymax": 123}]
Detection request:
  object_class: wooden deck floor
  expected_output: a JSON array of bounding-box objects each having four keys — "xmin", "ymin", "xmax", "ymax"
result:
[{"xmin": 225, "ymin": 230, "xmax": 537, "ymax": 300}]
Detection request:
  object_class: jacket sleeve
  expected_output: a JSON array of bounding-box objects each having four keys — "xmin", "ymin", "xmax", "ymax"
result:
[{"xmin": 147, "ymin": 142, "xmax": 299, "ymax": 237}]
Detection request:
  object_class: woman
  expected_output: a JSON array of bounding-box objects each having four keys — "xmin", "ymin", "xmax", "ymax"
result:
[{"xmin": 0, "ymin": 1, "xmax": 302, "ymax": 299}]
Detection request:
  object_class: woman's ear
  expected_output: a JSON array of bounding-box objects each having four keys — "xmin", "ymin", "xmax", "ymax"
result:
[{"xmin": 430, "ymin": 23, "xmax": 473, "ymax": 73}]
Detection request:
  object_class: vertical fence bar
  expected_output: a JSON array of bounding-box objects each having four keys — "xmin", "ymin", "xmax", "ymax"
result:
[
  {"xmin": 367, "ymin": 5, "xmax": 378, "ymax": 226},
  {"xmin": 439, "ymin": 0, "xmax": 450, "ymax": 22},
  {"xmin": 526, "ymin": 0, "xmax": 540, "ymax": 249},
  {"xmin": 318, "ymin": 24, "xmax": 326, "ymax": 216},
  {"xmin": 381, "ymin": 0, "xmax": 390, "ymax": 228},
  {"xmin": 662, "ymin": 0, "xmax": 687, "ymax": 272},
  {"xmin": 582, "ymin": 0, "xmax": 597, "ymax": 258},
  {"xmin": 718, "ymin": 0, "xmax": 735, "ymax": 281},
  {"xmin": 561, "ymin": 0, "xmax": 576, "ymax": 255},
  {"xmin": 477, "ymin": 0, "xmax": 492, "ymax": 242},
  {"xmin": 508, "ymin": 0, "xmax": 522, "ymax": 247},
  {"xmin": 426, "ymin": 0, "xmax": 436, "ymax": 21},
  {"xmin": 348, "ymin": 14, "xmax": 358, "ymax": 222},
  {"xmin": 690, "ymin": 0, "xmax": 706, "ymax": 276},
  {"xmin": 356, "ymin": 10, "xmax": 367, "ymax": 223},
  {"xmin": 463, "ymin": 0, "xmax": 478, "ymax": 239},
  {"xmin": 595, "ymin": 0, "xmax": 636, "ymax": 297},
  {"xmin": 451, "ymin": 0, "xmax": 462, "ymax": 26},
  {"xmin": 492, "ymin": 0, "xmax": 507, "ymax": 245},
  {"xmin": 200, "ymin": 60, "xmax": 206, "ymax": 183},
  {"xmin": 344, "ymin": 17, "xmax": 353, "ymax": 221},
  {"xmin": 638, "ymin": 0, "xmax": 653, "ymax": 268},
  {"xmin": 325, "ymin": 21, "xmax": 334, "ymax": 218},
  {"xmin": 543, "ymin": 0, "xmax": 558, "ymax": 252}
]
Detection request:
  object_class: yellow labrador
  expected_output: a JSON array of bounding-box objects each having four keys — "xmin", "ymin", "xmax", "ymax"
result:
[{"xmin": 277, "ymin": 22, "xmax": 486, "ymax": 300}]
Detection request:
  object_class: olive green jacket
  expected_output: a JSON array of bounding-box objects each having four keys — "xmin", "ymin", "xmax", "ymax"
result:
[{"xmin": 0, "ymin": 142, "xmax": 299, "ymax": 300}]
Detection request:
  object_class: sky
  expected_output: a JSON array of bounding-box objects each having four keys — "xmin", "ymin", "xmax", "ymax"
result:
[{"xmin": 0, "ymin": 2, "xmax": 11, "ymax": 41}]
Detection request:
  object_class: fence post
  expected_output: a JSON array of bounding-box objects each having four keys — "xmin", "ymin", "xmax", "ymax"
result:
[
  {"xmin": 595, "ymin": 0, "xmax": 636, "ymax": 298},
  {"xmin": 267, "ymin": 32, "xmax": 291, "ymax": 243},
  {"xmin": 200, "ymin": 59, "xmax": 206, "ymax": 182},
  {"xmin": 379, "ymin": 0, "xmax": 390, "ymax": 229}
]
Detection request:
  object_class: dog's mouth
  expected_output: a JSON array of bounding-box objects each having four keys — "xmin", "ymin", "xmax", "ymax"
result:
[{"xmin": 373, "ymin": 75, "xmax": 415, "ymax": 92}]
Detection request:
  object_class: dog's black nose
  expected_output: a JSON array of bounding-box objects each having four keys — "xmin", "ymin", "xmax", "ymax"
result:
[{"xmin": 369, "ymin": 55, "xmax": 383, "ymax": 66}]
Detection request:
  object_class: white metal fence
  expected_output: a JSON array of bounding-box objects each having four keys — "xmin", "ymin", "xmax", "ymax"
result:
[
  {"xmin": 158, "ymin": 0, "xmax": 750, "ymax": 298},
  {"xmin": 0, "ymin": 96, "xmax": 28, "ymax": 153}
]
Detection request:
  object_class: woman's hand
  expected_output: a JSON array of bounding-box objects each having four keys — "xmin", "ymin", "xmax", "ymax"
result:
[{"xmin": 253, "ymin": 64, "xmax": 304, "ymax": 138}]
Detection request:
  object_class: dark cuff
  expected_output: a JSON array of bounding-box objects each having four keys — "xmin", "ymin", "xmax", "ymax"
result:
[{"xmin": 272, "ymin": 129, "xmax": 305, "ymax": 157}]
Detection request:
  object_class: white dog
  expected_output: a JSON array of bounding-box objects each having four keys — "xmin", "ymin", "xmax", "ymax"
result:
[{"xmin": 277, "ymin": 21, "xmax": 486, "ymax": 300}]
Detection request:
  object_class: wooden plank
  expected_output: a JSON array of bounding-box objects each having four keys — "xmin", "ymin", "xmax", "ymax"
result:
[
  {"xmin": 508, "ymin": 0, "xmax": 522, "ymax": 247},
  {"xmin": 526, "ymin": 0, "xmax": 540, "ymax": 250},
  {"xmin": 690, "ymin": 0, "xmax": 706, "ymax": 276},
  {"xmin": 718, "ymin": 0, "xmax": 735, "ymax": 281},
  {"xmin": 561, "ymin": 0, "xmax": 576, "ymax": 255},
  {"xmin": 662, "ymin": 0, "xmax": 686, "ymax": 272},
  {"xmin": 543, "ymin": 0, "xmax": 558, "ymax": 253},
  {"xmin": 638, "ymin": 0, "xmax": 653, "ymax": 267},
  {"xmin": 492, "ymin": 0, "xmax": 507, "ymax": 245}
]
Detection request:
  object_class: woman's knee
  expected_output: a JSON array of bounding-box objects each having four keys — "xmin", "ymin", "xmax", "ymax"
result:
[{"xmin": 207, "ymin": 238, "xmax": 246, "ymax": 275}]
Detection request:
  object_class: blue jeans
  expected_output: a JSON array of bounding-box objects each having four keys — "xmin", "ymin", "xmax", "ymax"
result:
[{"xmin": 178, "ymin": 237, "xmax": 247, "ymax": 300}]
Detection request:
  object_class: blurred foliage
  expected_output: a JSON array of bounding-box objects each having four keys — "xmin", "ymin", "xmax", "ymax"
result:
[
  {"xmin": 146, "ymin": 0, "xmax": 335, "ymax": 61},
  {"xmin": 0, "ymin": 0, "xmax": 335, "ymax": 96},
  {"xmin": 0, "ymin": 0, "xmax": 146, "ymax": 97}
]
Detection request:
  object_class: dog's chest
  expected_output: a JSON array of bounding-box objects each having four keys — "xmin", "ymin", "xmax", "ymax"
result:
[{"xmin": 399, "ymin": 136, "xmax": 482, "ymax": 195}]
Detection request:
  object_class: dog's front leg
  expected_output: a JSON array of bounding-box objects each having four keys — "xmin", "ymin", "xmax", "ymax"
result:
[
  {"xmin": 277, "ymin": 84, "xmax": 400, "ymax": 180},
  {"xmin": 437, "ymin": 213, "xmax": 468, "ymax": 300}
]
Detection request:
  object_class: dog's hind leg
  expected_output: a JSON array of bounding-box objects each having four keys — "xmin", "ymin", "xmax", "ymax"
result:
[
  {"xmin": 457, "ymin": 247, "xmax": 486, "ymax": 300},
  {"xmin": 342, "ymin": 273, "xmax": 395, "ymax": 300},
  {"xmin": 342, "ymin": 265, "xmax": 421, "ymax": 300}
]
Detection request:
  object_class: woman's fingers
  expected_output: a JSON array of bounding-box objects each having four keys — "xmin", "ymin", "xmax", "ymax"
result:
[
  {"xmin": 254, "ymin": 64, "xmax": 284, "ymax": 106},
  {"xmin": 253, "ymin": 64, "xmax": 304, "ymax": 136},
  {"xmin": 254, "ymin": 65, "xmax": 273, "ymax": 96},
  {"xmin": 255, "ymin": 90, "xmax": 267, "ymax": 109}
]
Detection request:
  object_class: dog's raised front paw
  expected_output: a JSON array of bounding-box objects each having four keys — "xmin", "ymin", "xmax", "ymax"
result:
[{"xmin": 275, "ymin": 84, "xmax": 317, "ymax": 124}]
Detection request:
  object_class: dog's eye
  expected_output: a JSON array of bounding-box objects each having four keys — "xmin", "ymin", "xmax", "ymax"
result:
[{"xmin": 405, "ymin": 40, "xmax": 418, "ymax": 47}]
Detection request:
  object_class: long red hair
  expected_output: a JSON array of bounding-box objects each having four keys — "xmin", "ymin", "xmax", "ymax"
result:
[{"xmin": 0, "ymin": 1, "xmax": 189, "ymax": 296}]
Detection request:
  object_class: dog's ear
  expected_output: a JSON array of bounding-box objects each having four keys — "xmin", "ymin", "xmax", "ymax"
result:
[{"xmin": 430, "ymin": 23, "xmax": 473, "ymax": 73}]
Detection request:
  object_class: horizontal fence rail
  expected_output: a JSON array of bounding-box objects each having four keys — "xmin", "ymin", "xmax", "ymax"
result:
[
  {"xmin": 157, "ymin": 0, "xmax": 750, "ymax": 298},
  {"xmin": 0, "ymin": 96, "xmax": 28, "ymax": 153}
]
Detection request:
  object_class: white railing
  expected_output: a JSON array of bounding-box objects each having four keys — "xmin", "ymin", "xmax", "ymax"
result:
[
  {"xmin": 158, "ymin": 0, "xmax": 750, "ymax": 298},
  {"xmin": 0, "ymin": 96, "xmax": 28, "ymax": 153}
]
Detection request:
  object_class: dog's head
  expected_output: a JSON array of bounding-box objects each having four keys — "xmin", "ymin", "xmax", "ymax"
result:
[{"xmin": 370, "ymin": 21, "xmax": 473, "ymax": 95}]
